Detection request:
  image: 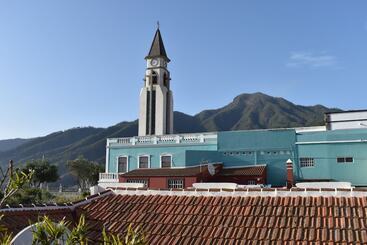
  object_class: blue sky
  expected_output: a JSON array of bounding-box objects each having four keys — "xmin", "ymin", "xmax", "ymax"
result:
[{"xmin": 0, "ymin": 1, "xmax": 366, "ymax": 139}]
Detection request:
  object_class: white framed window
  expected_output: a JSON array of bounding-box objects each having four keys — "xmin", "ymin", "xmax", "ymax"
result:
[
  {"xmin": 337, "ymin": 157, "xmax": 354, "ymax": 163},
  {"xmin": 160, "ymin": 154, "xmax": 172, "ymax": 168},
  {"xmin": 300, "ymin": 157, "xmax": 315, "ymax": 168},
  {"xmin": 117, "ymin": 156, "xmax": 128, "ymax": 173},
  {"xmin": 138, "ymin": 155, "xmax": 150, "ymax": 168},
  {"xmin": 248, "ymin": 180, "xmax": 256, "ymax": 185},
  {"xmin": 127, "ymin": 179, "xmax": 148, "ymax": 187},
  {"xmin": 168, "ymin": 179, "xmax": 184, "ymax": 189}
]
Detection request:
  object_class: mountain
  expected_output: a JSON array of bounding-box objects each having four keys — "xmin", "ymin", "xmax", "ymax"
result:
[
  {"xmin": 0, "ymin": 138, "xmax": 31, "ymax": 152},
  {"xmin": 193, "ymin": 92, "xmax": 333, "ymax": 131},
  {"xmin": 0, "ymin": 93, "xmax": 340, "ymax": 184}
]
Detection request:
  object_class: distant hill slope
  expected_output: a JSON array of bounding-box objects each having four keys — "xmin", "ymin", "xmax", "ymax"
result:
[
  {"xmin": 0, "ymin": 93, "xmax": 340, "ymax": 184},
  {"xmin": 0, "ymin": 138, "xmax": 31, "ymax": 152}
]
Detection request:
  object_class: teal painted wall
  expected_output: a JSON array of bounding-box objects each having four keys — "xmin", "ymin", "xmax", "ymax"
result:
[
  {"xmin": 296, "ymin": 129, "xmax": 367, "ymax": 185},
  {"xmin": 185, "ymin": 150, "xmax": 221, "ymax": 166},
  {"xmin": 217, "ymin": 129, "xmax": 296, "ymax": 186},
  {"xmin": 108, "ymin": 143, "xmax": 217, "ymax": 172},
  {"xmin": 218, "ymin": 129, "xmax": 296, "ymax": 151},
  {"xmin": 107, "ymin": 128, "xmax": 367, "ymax": 186}
]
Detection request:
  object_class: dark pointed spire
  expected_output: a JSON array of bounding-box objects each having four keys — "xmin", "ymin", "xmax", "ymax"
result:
[{"xmin": 145, "ymin": 26, "xmax": 170, "ymax": 62}]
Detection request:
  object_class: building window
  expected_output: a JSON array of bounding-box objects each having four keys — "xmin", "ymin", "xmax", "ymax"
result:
[
  {"xmin": 300, "ymin": 157, "xmax": 315, "ymax": 168},
  {"xmin": 161, "ymin": 155, "xmax": 172, "ymax": 168},
  {"xmin": 118, "ymin": 156, "xmax": 128, "ymax": 173},
  {"xmin": 152, "ymin": 71, "xmax": 158, "ymax": 84},
  {"xmin": 337, "ymin": 157, "xmax": 354, "ymax": 163},
  {"xmin": 248, "ymin": 180, "xmax": 256, "ymax": 185},
  {"xmin": 127, "ymin": 179, "xmax": 148, "ymax": 187},
  {"xmin": 138, "ymin": 156, "xmax": 149, "ymax": 168},
  {"xmin": 168, "ymin": 179, "xmax": 184, "ymax": 189}
]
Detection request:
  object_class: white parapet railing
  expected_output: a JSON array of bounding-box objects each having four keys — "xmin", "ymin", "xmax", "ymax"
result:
[
  {"xmin": 99, "ymin": 173, "xmax": 119, "ymax": 183},
  {"xmin": 108, "ymin": 132, "xmax": 217, "ymax": 147}
]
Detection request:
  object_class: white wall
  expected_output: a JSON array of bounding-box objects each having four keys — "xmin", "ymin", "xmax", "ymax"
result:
[{"xmin": 327, "ymin": 111, "xmax": 367, "ymax": 130}]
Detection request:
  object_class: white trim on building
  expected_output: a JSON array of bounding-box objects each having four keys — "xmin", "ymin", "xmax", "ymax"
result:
[
  {"xmin": 138, "ymin": 155, "xmax": 151, "ymax": 169},
  {"xmin": 116, "ymin": 155, "xmax": 129, "ymax": 173}
]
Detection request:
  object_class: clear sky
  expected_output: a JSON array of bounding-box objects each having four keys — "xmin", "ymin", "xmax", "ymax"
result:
[{"xmin": 0, "ymin": 1, "xmax": 366, "ymax": 139}]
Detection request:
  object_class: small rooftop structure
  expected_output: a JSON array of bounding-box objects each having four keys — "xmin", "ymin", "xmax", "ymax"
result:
[
  {"xmin": 325, "ymin": 109, "xmax": 367, "ymax": 130},
  {"xmin": 296, "ymin": 181, "xmax": 352, "ymax": 189}
]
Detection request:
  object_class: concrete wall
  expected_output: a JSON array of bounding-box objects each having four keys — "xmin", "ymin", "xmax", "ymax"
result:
[
  {"xmin": 217, "ymin": 129, "xmax": 296, "ymax": 186},
  {"xmin": 296, "ymin": 128, "xmax": 367, "ymax": 186},
  {"xmin": 326, "ymin": 111, "xmax": 367, "ymax": 130}
]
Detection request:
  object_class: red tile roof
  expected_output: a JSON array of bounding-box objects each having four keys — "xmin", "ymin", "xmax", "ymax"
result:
[
  {"xmin": 76, "ymin": 193, "xmax": 367, "ymax": 244},
  {"xmin": 0, "ymin": 190, "xmax": 112, "ymax": 236},
  {"xmin": 0, "ymin": 208, "xmax": 73, "ymax": 235},
  {"xmin": 2, "ymin": 190, "xmax": 367, "ymax": 243},
  {"xmin": 219, "ymin": 165, "xmax": 266, "ymax": 176}
]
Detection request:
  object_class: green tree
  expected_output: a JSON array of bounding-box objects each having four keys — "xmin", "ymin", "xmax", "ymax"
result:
[
  {"xmin": 6, "ymin": 188, "xmax": 54, "ymax": 206},
  {"xmin": 67, "ymin": 156, "xmax": 103, "ymax": 190},
  {"xmin": 0, "ymin": 160, "xmax": 34, "ymax": 207},
  {"xmin": 0, "ymin": 160, "xmax": 34, "ymax": 243},
  {"xmin": 22, "ymin": 159, "xmax": 59, "ymax": 187}
]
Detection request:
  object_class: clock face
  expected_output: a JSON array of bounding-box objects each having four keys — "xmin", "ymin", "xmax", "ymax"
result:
[{"xmin": 150, "ymin": 59, "xmax": 158, "ymax": 66}]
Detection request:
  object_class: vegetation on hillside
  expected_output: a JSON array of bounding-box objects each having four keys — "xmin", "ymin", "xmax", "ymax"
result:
[
  {"xmin": 0, "ymin": 93, "xmax": 340, "ymax": 185},
  {"xmin": 67, "ymin": 156, "xmax": 103, "ymax": 189},
  {"xmin": 21, "ymin": 159, "xmax": 59, "ymax": 187}
]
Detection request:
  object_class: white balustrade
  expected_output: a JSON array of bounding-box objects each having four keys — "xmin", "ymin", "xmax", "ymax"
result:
[
  {"xmin": 109, "ymin": 133, "xmax": 217, "ymax": 147},
  {"xmin": 99, "ymin": 173, "xmax": 119, "ymax": 183}
]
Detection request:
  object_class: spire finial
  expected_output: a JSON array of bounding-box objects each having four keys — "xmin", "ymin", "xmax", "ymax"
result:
[{"xmin": 157, "ymin": 21, "xmax": 160, "ymax": 30}]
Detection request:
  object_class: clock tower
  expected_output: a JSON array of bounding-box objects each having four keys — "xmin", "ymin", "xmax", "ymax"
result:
[{"xmin": 138, "ymin": 27, "xmax": 173, "ymax": 136}]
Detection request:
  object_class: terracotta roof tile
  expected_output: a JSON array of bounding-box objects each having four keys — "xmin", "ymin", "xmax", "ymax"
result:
[{"xmin": 2, "ymin": 193, "xmax": 367, "ymax": 243}]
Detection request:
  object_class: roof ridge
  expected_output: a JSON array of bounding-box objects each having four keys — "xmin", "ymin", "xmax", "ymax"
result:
[
  {"xmin": 107, "ymin": 187, "xmax": 367, "ymax": 197},
  {"xmin": 0, "ymin": 190, "xmax": 113, "ymax": 213}
]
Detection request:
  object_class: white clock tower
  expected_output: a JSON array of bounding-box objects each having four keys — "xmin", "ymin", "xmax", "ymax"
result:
[{"xmin": 138, "ymin": 27, "xmax": 173, "ymax": 136}]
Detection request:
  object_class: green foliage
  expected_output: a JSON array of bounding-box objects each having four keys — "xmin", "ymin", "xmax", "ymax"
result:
[
  {"xmin": 102, "ymin": 228, "xmax": 123, "ymax": 245},
  {"xmin": 102, "ymin": 224, "xmax": 146, "ymax": 245},
  {"xmin": 1, "ymin": 213, "xmax": 146, "ymax": 245},
  {"xmin": 0, "ymin": 166, "xmax": 34, "ymax": 206},
  {"xmin": 0, "ymin": 232, "xmax": 12, "ymax": 245},
  {"xmin": 66, "ymin": 215, "xmax": 89, "ymax": 245},
  {"xmin": 22, "ymin": 159, "xmax": 59, "ymax": 187},
  {"xmin": 0, "ymin": 93, "xmax": 338, "ymax": 185},
  {"xmin": 31, "ymin": 216, "xmax": 70, "ymax": 245},
  {"xmin": 0, "ymin": 215, "xmax": 13, "ymax": 245},
  {"xmin": 67, "ymin": 156, "xmax": 103, "ymax": 189},
  {"xmin": 124, "ymin": 224, "xmax": 146, "ymax": 245},
  {"xmin": 52, "ymin": 194, "xmax": 84, "ymax": 204},
  {"xmin": 6, "ymin": 188, "xmax": 54, "ymax": 206}
]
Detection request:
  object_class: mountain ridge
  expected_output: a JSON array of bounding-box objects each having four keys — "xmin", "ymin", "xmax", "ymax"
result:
[{"xmin": 0, "ymin": 92, "xmax": 340, "ymax": 184}]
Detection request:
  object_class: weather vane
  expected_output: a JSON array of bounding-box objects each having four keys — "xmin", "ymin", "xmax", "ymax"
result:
[{"xmin": 157, "ymin": 21, "xmax": 160, "ymax": 29}]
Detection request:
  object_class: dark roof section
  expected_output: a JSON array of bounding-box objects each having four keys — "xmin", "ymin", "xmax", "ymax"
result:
[
  {"xmin": 122, "ymin": 164, "xmax": 222, "ymax": 177},
  {"xmin": 219, "ymin": 165, "xmax": 266, "ymax": 176},
  {"xmin": 145, "ymin": 28, "xmax": 170, "ymax": 62},
  {"xmin": 325, "ymin": 109, "xmax": 367, "ymax": 115},
  {"xmin": 0, "ymin": 208, "xmax": 73, "ymax": 235},
  {"xmin": 76, "ymin": 193, "xmax": 367, "ymax": 244},
  {"xmin": 0, "ymin": 190, "xmax": 113, "ymax": 235}
]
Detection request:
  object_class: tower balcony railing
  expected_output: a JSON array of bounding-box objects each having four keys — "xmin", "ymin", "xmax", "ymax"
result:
[
  {"xmin": 99, "ymin": 173, "xmax": 119, "ymax": 183},
  {"xmin": 108, "ymin": 132, "xmax": 217, "ymax": 146}
]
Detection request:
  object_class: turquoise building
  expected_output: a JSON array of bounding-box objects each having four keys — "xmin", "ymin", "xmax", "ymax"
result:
[
  {"xmin": 99, "ymin": 28, "xmax": 367, "ymax": 188},
  {"xmin": 101, "ymin": 124, "xmax": 367, "ymax": 187}
]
